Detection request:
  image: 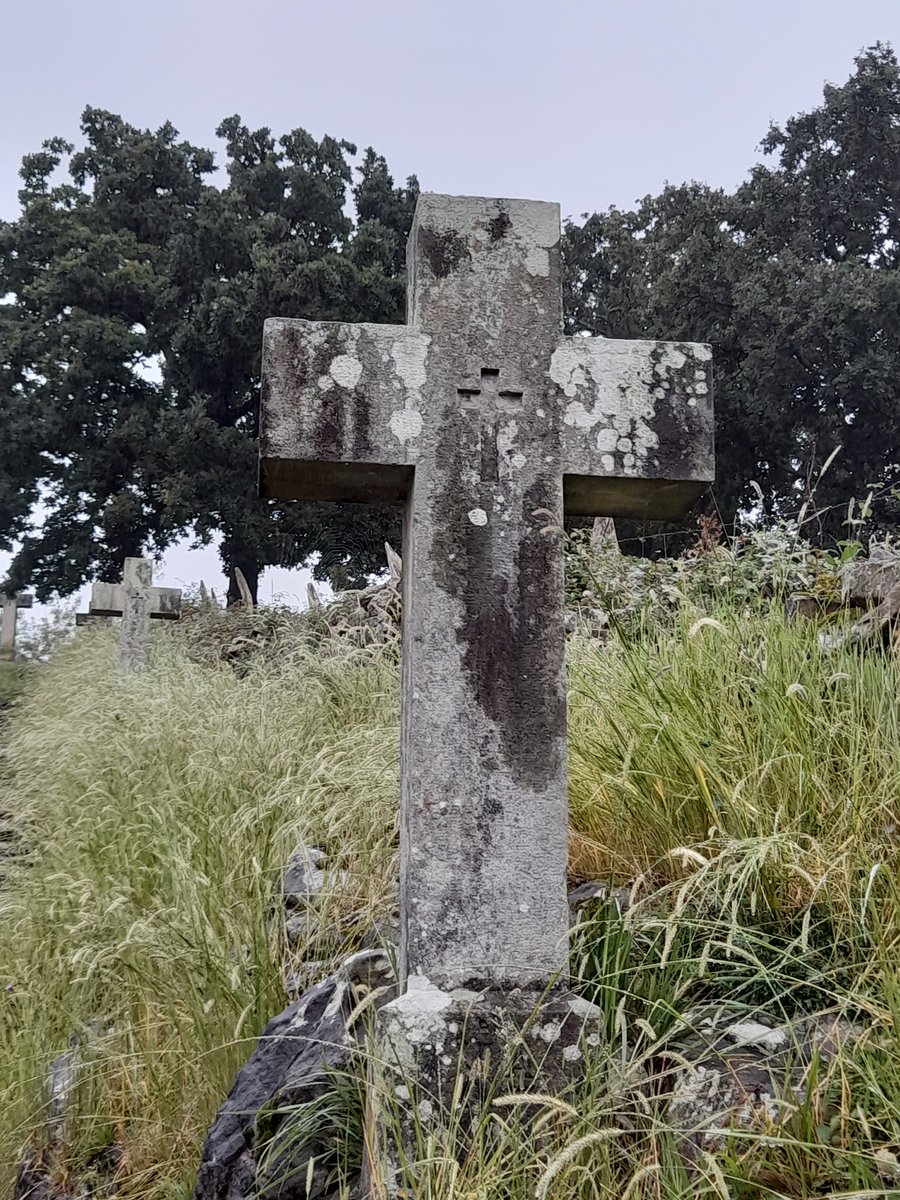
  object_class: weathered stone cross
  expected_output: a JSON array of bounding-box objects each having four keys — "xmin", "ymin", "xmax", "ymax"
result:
[
  {"xmin": 90, "ymin": 558, "xmax": 182, "ymax": 671},
  {"xmin": 0, "ymin": 591, "xmax": 33, "ymax": 662},
  {"xmin": 260, "ymin": 194, "xmax": 714, "ymax": 993}
]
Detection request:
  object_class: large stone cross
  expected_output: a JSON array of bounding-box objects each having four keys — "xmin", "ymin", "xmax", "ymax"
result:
[
  {"xmin": 260, "ymin": 194, "xmax": 714, "ymax": 992},
  {"xmin": 0, "ymin": 591, "xmax": 33, "ymax": 662},
  {"xmin": 90, "ymin": 558, "xmax": 182, "ymax": 671}
]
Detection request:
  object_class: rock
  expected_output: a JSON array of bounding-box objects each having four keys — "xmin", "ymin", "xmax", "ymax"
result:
[
  {"xmin": 366, "ymin": 981, "xmax": 603, "ymax": 1195},
  {"xmin": 590, "ymin": 516, "xmax": 620, "ymax": 553},
  {"xmin": 357, "ymin": 916, "xmax": 400, "ymax": 955},
  {"xmin": 282, "ymin": 846, "xmax": 326, "ymax": 910},
  {"xmin": 783, "ymin": 594, "xmax": 843, "ymax": 622},
  {"xmin": 283, "ymin": 961, "xmax": 327, "ymax": 1003},
  {"xmin": 15, "ymin": 1145, "xmax": 122, "ymax": 1200},
  {"xmin": 278, "ymin": 846, "xmax": 358, "ymax": 999},
  {"xmin": 14, "ymin": 1156, "xmax": 56, "ymax": 1200},
  {"xmin": 384, "ymin": 543, "xmax": 402, "ymax": 586},
  {"xmin": 842, "ymin": 544, "xmax": 900, "ymax": 605},
  {"xmin": 818, "ymin": 545, "xmax": 900, "ymax": 652},
  {"xmin": 820, "ymin": 581, "xmax": 900, "ymax": 651},
  {"xmin": 193, "ymin": 949, "xmax": 396, "ymax": 1200},
  {"xmin": 283, "ymin": 912, "xmax": 317, "ymax": 948},
  {"xmin": 722, "ymin": 1020, "xmax": 787, "ymax": 1052},
  {"xmin": 567, "ymin": 880, "xmax": 633, "ymax": 923},
  {"xmin": 874, "ymin": 1147, "xmax": 900, "ymax": 1182},
  {"xmin": 14, "ymin": 1033, "xmax": 122, "ymax": 1200},
  {"xmin": 282, "ymin": 847, "xmax": 351, "ymax": 914},
  {"xmin": 47, "ymin": 1045, "xmax": 79, "ymax": 1129},
  {"xmin": 666, "ymin": 1011, "xmax": 863, "ymax": 1162}
]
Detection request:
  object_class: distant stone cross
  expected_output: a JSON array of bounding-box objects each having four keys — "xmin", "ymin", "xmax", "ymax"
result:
[
  {"xmin": 0, "ymin": 591, "xmax": 33, "ymax": 662},
  {"xmin": 260, "ymin": 194, "xmax": 714, "ymax": 991},
  {"xmin": 90, "ymin": 558, "xmax": 182, "ymax": 671}
]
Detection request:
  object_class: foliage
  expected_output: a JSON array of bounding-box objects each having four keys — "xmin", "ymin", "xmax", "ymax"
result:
[
  {"xmin": 563, "ymin": 43, "xmax": 900, "ymax": 541},
  {"xmin": 4, "ymin": 48, "xmax": 900, "ymax": 602},
  {"xmin": 13, "ymin": 602, "xmax": 77, "ymax": 662},
  {"xmin": 565, "ymin": 516, "xmax": 844, "ymax": 637},
  {"xmin": 0, "ymin": 661, "xmax": 33, "ymax": 710},
  {"xmin": 0, "ymin": 113, "xmax": 416, "ymax": 601},
  {"xmin": 0, "ymin": 623, "xmax": 400, "ymax": 1198},
  {"xmin": 5, "ymin": 48, "xmax": 900, "ymax": 603},
  {"xmin": 1, "ymin": 565, "xmax": 900, "ymax": 1196}
]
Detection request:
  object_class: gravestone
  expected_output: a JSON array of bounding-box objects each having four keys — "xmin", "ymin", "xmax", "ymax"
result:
[
  {"xmin": 0, "ymin": 592, "xmax": 33, "ymax": 662},
  {"xmin": 259, "ymin": 193, "xmax": 714, "ymax": 1181},
  {"xmin": 90, "ymin": 558, "xmax": 181, "ymax": 671}
]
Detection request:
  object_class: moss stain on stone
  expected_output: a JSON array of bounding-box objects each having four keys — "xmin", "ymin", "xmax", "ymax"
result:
[
  {"xmin": 419, "ymin": 228, "xmax": 469, "ymax": 279},
  {"xmin": 488, "ymin": 208, "xmax": 512, "ymax": 242}
]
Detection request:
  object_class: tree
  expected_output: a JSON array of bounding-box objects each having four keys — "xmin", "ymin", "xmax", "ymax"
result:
[
  {"xmin": 0, "ymin": 110, "xmax": 417, "ymax": 601},
  {"xmin": 734, "ymin": 42, "xmax": 900, "ymax": 531},
  {"xmin": 563, "ymin": 44, "xmax": 900, "ymax": 541},
  {"xmin": 6, "ymin": 47, "xmax": 898, "ymax": 599}
]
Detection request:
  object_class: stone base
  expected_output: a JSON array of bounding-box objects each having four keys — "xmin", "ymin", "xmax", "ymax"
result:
[{"xmin": 364, "ymin": 978, "xmax": 601, "ymax": 1196}]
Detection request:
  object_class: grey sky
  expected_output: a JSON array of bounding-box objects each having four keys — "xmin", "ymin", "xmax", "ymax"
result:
[
  {"xmin": 2, "ymin": 0, "xmax": 898, "ymax": 617},
  {"xmin": 3, "ymin": 0, "xmax": 898, "ymax": 221}
]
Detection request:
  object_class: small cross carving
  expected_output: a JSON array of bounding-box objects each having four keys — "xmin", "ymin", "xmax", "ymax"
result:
[{"xmin": 458, "ymin": 368, "xmax": 524, "ymax": 482}]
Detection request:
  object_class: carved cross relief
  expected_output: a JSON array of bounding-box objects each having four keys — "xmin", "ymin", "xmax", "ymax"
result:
[{"xmin": 457, "ymin": 367, "xmax": 524, "ymax": 483}]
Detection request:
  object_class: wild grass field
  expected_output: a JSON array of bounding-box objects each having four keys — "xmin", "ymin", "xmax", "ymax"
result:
[
  {"xmin": 1, "ymin": 558, "xmax": 899, "ymax": 1199},
  {"xmin": 0, "ymin": 663, "xmax": 32, "ymax": 711}
]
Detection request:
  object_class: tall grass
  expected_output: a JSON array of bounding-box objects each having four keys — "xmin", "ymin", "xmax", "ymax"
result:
[
  {"xmin": 0, "ymin": 626, "xmax": 400, "ymax": 1199},
  {"xmin": 569, "ymin": 606, "xmax": 900, "ymax": 890},
  {"xmin": 0, "ymin": 663, "xmax": 33, "ymax": 710},
  {"xmin": 1, "ymin": 603, "xmax": 899, "ymax": 1198}
]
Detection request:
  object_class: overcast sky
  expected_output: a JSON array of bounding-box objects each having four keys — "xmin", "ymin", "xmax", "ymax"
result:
[{"xmin": 2, "ymin": 0, "xmax": 899, "ymax": 619}]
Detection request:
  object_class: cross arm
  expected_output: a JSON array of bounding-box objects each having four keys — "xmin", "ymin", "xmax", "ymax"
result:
[
  {"xmin": 259, "ymin": 318, "xmax": 431, "ymax": 504},
  {"xmin": 552, "ymin": 337, "xmax": 714, "ymax": 520},
  {"xmin": 90, "ymin": 582, "xmax": 181, "ymax": 620},
  {"xmin": 89, "ymin": 584, "xmax": 124, "ymax": 618},
  {"xmin": 1, "ymin": 593, "xmax": 33, "ymax": 609}
]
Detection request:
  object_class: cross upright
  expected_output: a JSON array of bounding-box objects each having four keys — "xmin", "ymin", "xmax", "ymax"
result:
[
  {"xmin": 89, "ymin": 558, "xmax": 182, "ymax": 671},
  {"xmin": 0, "ymin": 591, "xmax": 33, "ymax": 662},
  {"xmin": 260, "ymin": 194, "xmax": 714, "ymax": 993}
]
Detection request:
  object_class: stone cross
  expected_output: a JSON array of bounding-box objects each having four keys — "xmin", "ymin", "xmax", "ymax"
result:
[
  {"xmin": 89, "ymin": 558, "xmax": 181, "ymax": 671},
  {"xmin": 0, "ymin": 592, "xmax": 33, "ymax": 662},
  {"xmin": 260, "ymin": 194, "xmax": 714, "ymax": 993}
]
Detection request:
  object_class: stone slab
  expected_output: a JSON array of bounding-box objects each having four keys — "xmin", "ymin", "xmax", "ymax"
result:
[{"xmin": 366, "ymin": 978, "xmax": 602, "ymax": 1196}]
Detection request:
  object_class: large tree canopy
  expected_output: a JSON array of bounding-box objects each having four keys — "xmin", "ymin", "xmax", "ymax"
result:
[
  {"xmin": 0, "ymin": 112, "xmax": 417, "ymax": 600},
  {"xmin": 2, "ymin": 46, "xmax": 898, "ymax": 600},
  {"xmin": 563, "ymin": 43, "xmax": 900, "ymax": 541}
]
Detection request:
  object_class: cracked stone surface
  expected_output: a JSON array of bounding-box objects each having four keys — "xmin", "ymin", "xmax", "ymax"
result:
[{"xmin": 666, "ymin": 1012, "xmax": 864, "ymax": 1162}]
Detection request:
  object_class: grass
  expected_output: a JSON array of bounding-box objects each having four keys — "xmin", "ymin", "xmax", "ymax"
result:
[
  {"xmin": 1, "ymin": 598, "xmax": 899, "ymax": 1198},
  {"xmin": 0, "ymin": 661, "xmax": 34, "ymax": 710}
]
